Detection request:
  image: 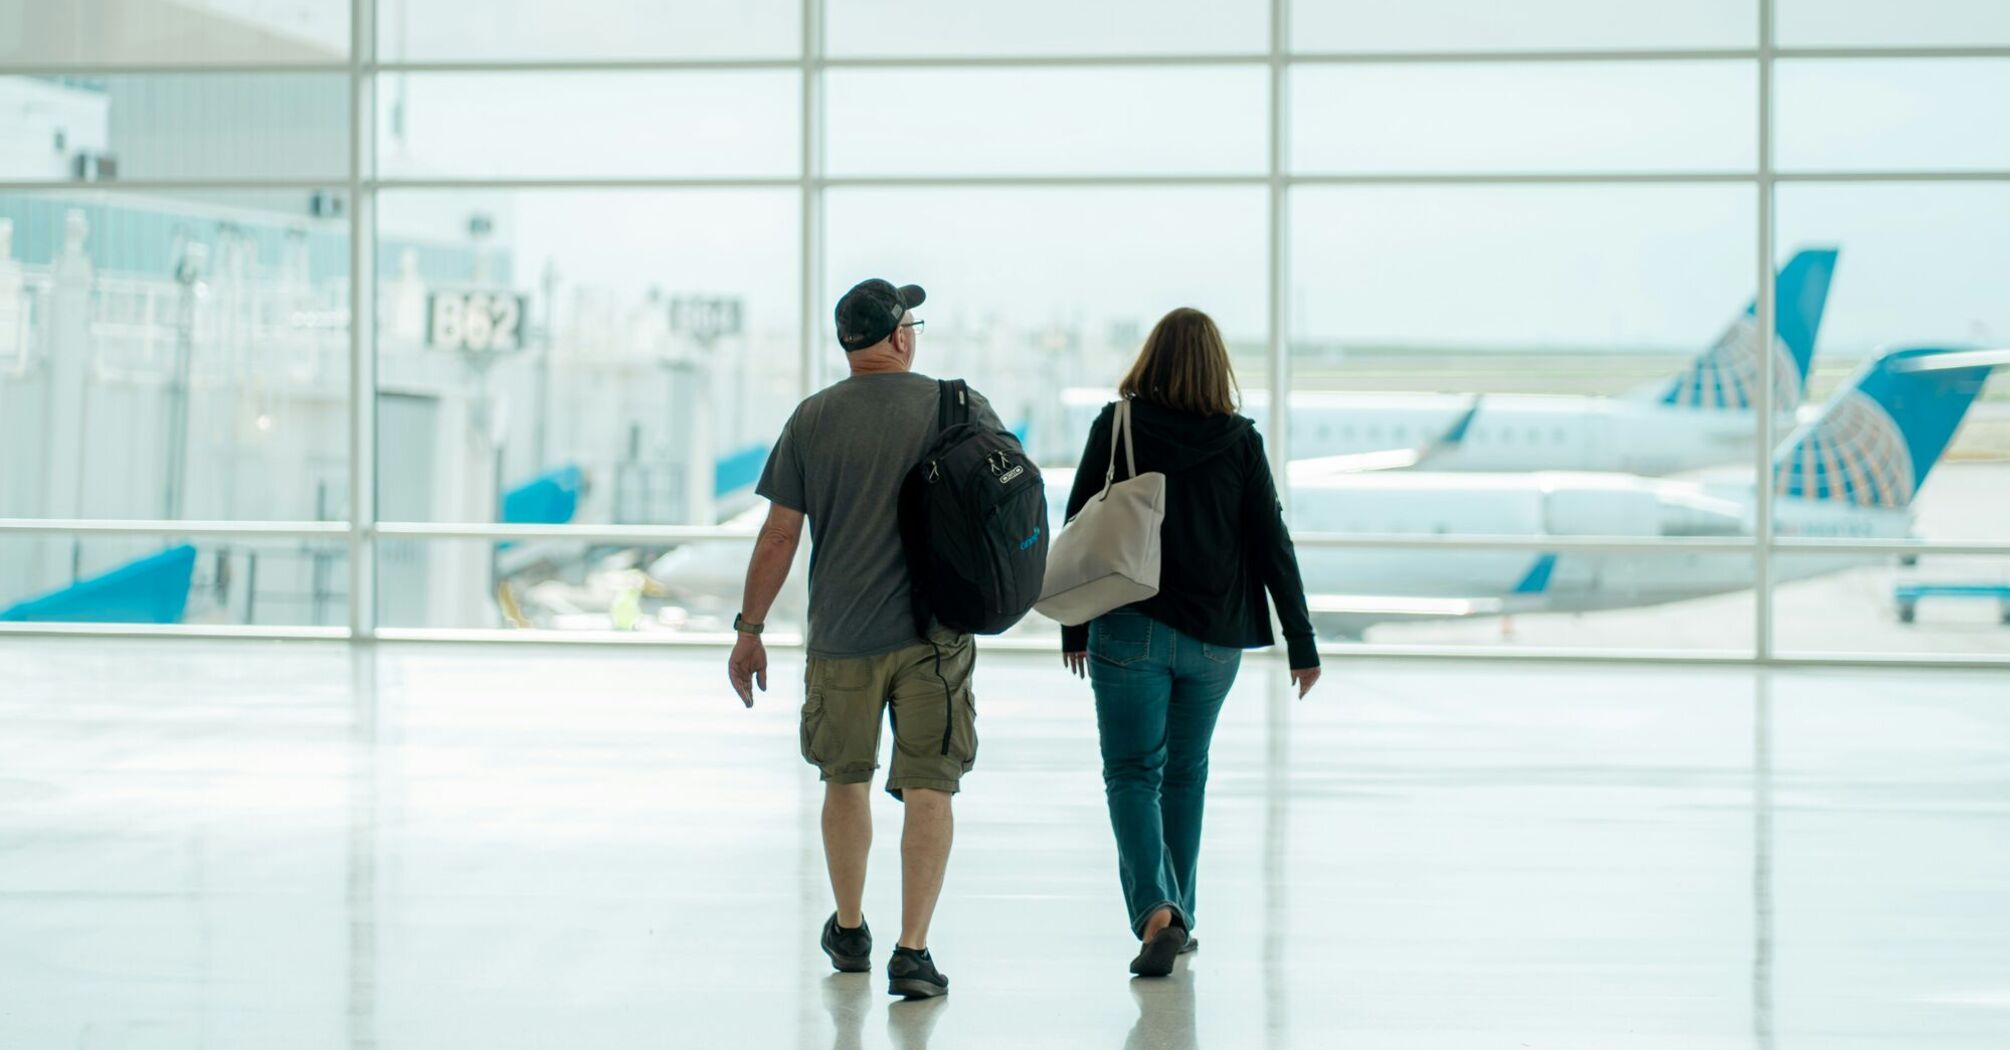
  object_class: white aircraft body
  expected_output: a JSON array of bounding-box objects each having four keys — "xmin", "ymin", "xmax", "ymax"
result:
[
  {"xmin": 1283, "ymin": 345, "xmax": 2001, "ymax": 635},
  {"xmin": 1057, "ymin": 248, "xmax": 1839, "ymax": 476}
]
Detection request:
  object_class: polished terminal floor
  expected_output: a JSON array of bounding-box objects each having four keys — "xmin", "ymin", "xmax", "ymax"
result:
[{"xmin": 3, "ymin": 639, "xmax": 2008, "ymax": 1049}]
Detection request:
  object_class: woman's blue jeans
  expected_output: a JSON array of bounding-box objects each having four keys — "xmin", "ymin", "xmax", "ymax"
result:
[{"xmin": 1088, "ymin": 609, "xmax": 1242, "ymax": 938}]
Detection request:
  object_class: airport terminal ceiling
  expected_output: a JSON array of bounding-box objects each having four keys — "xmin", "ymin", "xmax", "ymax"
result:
[{"xmin": 0, "ymin": 0, "xmax": 2005, "ymax": 661}]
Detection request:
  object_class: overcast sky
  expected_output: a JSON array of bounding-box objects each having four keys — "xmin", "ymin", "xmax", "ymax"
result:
[{"xmin": 376, "ymin": 53, "xmax": 2009, "ymax": 356}]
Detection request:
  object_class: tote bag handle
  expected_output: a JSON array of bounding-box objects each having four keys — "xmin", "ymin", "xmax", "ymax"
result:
[{"xmin": 1100, "ymin": 399, "xmax": 1138, "ymax": 500}]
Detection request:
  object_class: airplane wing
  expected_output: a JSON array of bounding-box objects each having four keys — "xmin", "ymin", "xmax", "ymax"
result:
[
  {"xmin": 1305, "ymin": 553, "xmax": 1557, "ymax": 638},
  {"xmin": 1286, "ymin": 397, "xmax": 1482, "ymax": 482}
]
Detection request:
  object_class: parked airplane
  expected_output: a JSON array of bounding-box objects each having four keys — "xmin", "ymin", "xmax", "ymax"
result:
[
  {"xmin": 648, "ymin": 343, "xmax": 1994, "ymax": 640},
  {"xmin": 1285, "ymin": 345, "xmax": 2004, "ymax": 637},
  {"xmin": 1058, "ymin": 247, "xmax": 1840, "ymax": 476}
]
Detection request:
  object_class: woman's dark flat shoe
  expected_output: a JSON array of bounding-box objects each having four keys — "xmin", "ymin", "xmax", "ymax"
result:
[{"xmin": 1130, "ymin": 925, "xmax": 1188, "ymax": 977}]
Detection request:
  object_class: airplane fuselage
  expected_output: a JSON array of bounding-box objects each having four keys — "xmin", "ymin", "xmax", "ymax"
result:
[
  {"xmin": 1289, "ymin": 469, "xmax": 1910, "ymax": 631},
  {"xmin": 1059, "ymin": 389, "xmax": 1786, "ymax": 476},
  {"xmin": 1263, "ymin": 391, "xmax": 1779, "ymax": 475}
]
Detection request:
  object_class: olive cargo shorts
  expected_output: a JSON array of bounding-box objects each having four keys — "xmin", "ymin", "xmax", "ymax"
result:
[{"xmin": 801, "ymin": 625, "xmax": 978, "ymax": 799}]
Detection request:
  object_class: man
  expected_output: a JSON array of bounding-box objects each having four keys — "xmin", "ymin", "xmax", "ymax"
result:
[{"xmin": 727, "ymin": 278, "xmax": 1004, "ymax": 1000}]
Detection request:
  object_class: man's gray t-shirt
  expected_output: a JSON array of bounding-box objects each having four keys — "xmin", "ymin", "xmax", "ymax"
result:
[{"xmin": 756, "ymin": 372, "xmax": 1005, "ymax": 658}]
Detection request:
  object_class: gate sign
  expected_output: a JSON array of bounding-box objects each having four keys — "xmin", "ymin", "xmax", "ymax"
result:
[
  {"xmin": 428, "ymin": 290, "xmax": 527, "ymax": 354},
  {"xmin": 668, "ymin": 297, "xmax": 743, "ymax": 343}
]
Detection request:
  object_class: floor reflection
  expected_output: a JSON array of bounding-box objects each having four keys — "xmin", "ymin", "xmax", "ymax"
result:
[
  {"xmin": 886, "ymin": 992, "xmax": 949, "ymax": 1050},
  {"xmin": 820, "ymin": 974, "xmax": 870, "ymax": 1050},
  {"xmin": 1126, "ymin": 973, "xmax": 1198, "ymax": 1050},
  {"xmin": 1752, "ymin": 671, "xmax": 1775, "ymax": 1050},
  {"xmin": 8, "ymin": 640, "xmax": 2005, "ymax": 1049},
  {"xmin": 348, "ymin": 645, "xmax": 378, "ymax": 1050},
  {"xmin": 818, "ymin": 972, "xmax": 951, "ymax": 1050},
  {"xmin": 1262, "ymin": 670, "xmax": 1290, "ymax": 1050}
]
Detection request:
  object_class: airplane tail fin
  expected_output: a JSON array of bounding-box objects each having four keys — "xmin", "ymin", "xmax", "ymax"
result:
[
  {"xmin": 1772, "ymin": 346, "xmax": 2004, "ymax": 509},
  {"xmin": 1660, "ymin": 247, "xmax": 1838, "ymax": 412}
]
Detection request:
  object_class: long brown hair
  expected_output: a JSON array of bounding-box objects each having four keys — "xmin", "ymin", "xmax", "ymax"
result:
[{"xmin": 1118, "ymin": 307, "xmax": 1241, "ymax": 417}]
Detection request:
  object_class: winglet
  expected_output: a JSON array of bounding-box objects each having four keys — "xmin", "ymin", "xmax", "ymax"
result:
[
  {"xmin": 1291, "ymin": 396, "xmax": 1486, "ymax": 480},
  {"xmin": 1440, "ymin": 397, "xmax": 1482, "ymax": 447},
  {"xmin": 1512, "ymin": 553, "xmax": 1558, "ymax": 595}
]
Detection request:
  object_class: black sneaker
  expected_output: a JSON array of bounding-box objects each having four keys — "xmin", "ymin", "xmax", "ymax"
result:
[
  {"xmin": 887, "ymin": 946, "xmax": 949, "ymax": 999},
  {"xmin": 1179, "ymin": 934, "xmax": 1199, "ymax": 955},
  {"xmin": 821, "ymin": 913, "xmax": 872, "ymax": 973},
  {"xmin": 1130, "ymin": 925, "xmax": 1189, "ymax": 977}
]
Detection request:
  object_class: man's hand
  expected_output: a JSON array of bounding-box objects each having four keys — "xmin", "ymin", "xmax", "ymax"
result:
[
  {"xmin": 1290, "ymin": 666, "xmax": 1321, "ymax": 699},
  {"xmin": 728, "ymin": 503, "xmax": 801, "ymax": 709},
  {"xmin": 1063, "ymin": 651, "xmax": 1087, "ymax": 679},
  {"xmin": 729, "ymin": 633, "xmax": 768, "ymax": 708}
]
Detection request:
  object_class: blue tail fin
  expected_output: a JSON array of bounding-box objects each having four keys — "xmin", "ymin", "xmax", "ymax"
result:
[
  {"xmin": 501, "ymin": 463, "xmax": 585, "ymax": 525},
  {"xmin": 1772, "ymin": 346, "xmax": 1999, "ymax": 509},
  {"xmin": 0, "ymin": 544, "xmax": 197, "ymax": 624},
  {"xmin": 1661, "ymin": 247, "xmax": 1838, "ymax": 412}
]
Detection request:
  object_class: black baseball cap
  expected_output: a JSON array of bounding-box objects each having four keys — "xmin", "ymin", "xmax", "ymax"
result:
[{"xmin": 835, "ymin": 278, "xmax": 926, "ymax": 352}]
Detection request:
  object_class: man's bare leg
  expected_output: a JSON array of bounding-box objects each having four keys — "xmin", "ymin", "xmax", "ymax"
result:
[
  {"xmin": 824, "ymin": 781, "xmax": 872, "ymax": 927},
  {"xmin": 897, "ymin": 787, "xmax": 953, "ymax": 949}
]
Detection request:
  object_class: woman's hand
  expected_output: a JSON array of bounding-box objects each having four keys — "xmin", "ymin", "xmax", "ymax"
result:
[
  {"xmin": 1063, "ymin": 651, "xmax": 1088, "ymax": 678},
  {"xmin": 1290, "ymin": 666, "xmax": 1321, "ymax": 699}
]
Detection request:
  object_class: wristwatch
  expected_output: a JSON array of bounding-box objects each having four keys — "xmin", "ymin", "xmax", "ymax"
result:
[{"xmin": 733, "ymin": 612, "xmax": 764, "ymax": 635}]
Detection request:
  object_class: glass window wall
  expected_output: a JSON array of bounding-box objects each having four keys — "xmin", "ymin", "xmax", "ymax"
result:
[{"xmin": 2, "ymin": 1, "xmax": 2002, "ymax": 661}]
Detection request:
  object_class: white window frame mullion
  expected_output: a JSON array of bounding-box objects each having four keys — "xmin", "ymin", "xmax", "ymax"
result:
[
  {"xmin": 347, "ymin": 0, "xmax": 377, "ymax": 640},
  {"xmin": 1754, "ymin": 0, "xmax": 1777, "ymax": 663},
  {"xmin": 800, "ymin": 0, "xmax": 825, "ymax": 402},
  {"xmin": 1265, "ymin": 0, "xmax": 1290, "ymax": 502},
  {"xmin": 15, "ymin": 171, "xmax": 2010, "ymax": 194}
]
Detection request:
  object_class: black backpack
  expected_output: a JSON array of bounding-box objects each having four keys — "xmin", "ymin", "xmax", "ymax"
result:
[{"xmin": 899, "ymin": 380, "xmax": 1050, "ymax": 637}]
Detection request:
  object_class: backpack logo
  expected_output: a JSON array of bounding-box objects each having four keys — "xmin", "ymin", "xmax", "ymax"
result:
[
  {"xmin": 987, "ymin": 450, "xmax": 1024, "ymax": 485},
  {"xmin": 1019, "ymin": 526, "xmax": 1042, "ymax": 551}
]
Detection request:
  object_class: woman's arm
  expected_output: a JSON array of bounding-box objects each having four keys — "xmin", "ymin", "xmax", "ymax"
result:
[
  {"xmin": 1241, "ymin": 431, "xmax": 1320, "ymax": 670},
  {"xmin": 1064, "ymin": 403, "xmax": 1114, "ymax": 523}
]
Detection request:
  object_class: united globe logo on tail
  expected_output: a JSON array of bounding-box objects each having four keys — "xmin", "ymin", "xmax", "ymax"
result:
[
  {"xmin": 1661, "ymin": 315, "xmax": 1805, "ymax": 412},
  {"xmin": 1773, "ymin": 390, "xmax": 1914, "ymax": 509},
  {"xmin": 1771, "ymin": 345, "xmax": 2002, "ymax": 512},
  {"xmin": 1660, "ymin": 248, "xmax": 1837, "ymax": 414}
]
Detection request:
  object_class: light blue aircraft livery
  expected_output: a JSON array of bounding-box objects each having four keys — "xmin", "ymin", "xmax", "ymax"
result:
[{"xmin": 1283, "ymin": 344, "xmax": 2002, "ymax": 635}]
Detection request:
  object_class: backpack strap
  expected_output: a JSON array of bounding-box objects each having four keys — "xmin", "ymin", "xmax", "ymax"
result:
[{"xmin": 936, "ymin": 378, "xmax": 970, "ymax": 432}]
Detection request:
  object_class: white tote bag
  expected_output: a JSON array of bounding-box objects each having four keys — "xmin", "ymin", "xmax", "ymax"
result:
[{"xmin": 1034, "ymin": 399, "xmax": 1166, "ymax": 627}]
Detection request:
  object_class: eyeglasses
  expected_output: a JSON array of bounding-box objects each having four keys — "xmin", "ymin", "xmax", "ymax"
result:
[{"xmin": 898, "ymin": 320, "xmax": 926, "ymax": 331}]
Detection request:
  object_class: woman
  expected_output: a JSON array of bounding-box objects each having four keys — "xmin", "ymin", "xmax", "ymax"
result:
[{"xmin": 1062, "ymin": 306, "xmax": 1321, "ymax": 977}]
